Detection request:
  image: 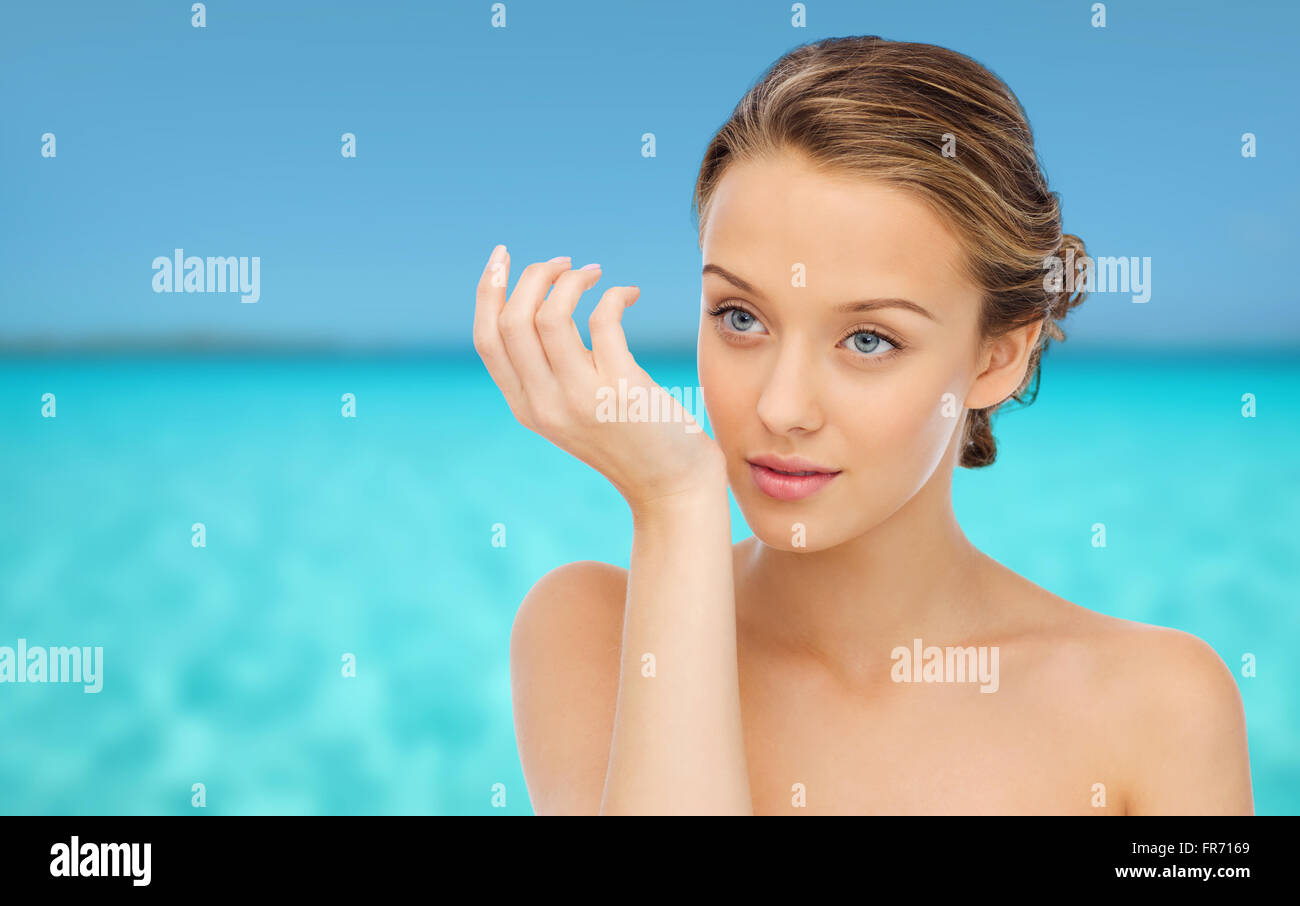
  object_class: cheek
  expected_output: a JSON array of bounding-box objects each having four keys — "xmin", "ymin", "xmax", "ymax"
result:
[
  {"xmin": 832, "ymin": 371, "xmax": 959, "ymax": 467},
  {"xmin": 697, "ymin": 335, "xmax": 748, "ymax": 443}
]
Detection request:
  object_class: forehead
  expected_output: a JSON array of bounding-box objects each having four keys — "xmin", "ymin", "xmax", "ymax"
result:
[{"xmin": 701, "ymin": 152, "xmax": 975, "ymax": 304}]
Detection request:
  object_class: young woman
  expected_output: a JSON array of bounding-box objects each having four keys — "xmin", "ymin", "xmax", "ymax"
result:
[{"xmin": 473, "ymin": 36, "xmax": 1254, "ymax": 815}]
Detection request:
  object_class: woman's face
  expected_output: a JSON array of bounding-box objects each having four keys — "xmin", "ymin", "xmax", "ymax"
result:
[{"xmin": 697, "ymin": 151, "xmax": 1007, "ymax": 552}]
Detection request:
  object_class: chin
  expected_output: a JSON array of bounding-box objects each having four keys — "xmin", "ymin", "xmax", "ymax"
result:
[{"xmin": 732, "ymin": 492, "xmax": 853, "ymax": 553}]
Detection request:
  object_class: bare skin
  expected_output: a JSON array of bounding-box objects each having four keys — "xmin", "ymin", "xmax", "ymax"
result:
[{"xmin": 481, "ymin": 149, "xmax": 1254, "ymax": 815}]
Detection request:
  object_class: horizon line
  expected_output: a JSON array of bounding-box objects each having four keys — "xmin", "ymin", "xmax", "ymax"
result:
[{"xmin": 1, "ymin": 337, "xmax": 1298, "ymax": 359}]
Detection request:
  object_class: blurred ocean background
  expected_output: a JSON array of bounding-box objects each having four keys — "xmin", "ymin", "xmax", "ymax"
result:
[
  {"xmin": 2, "ymin": 0, "xmax": 1297, "ymax": 815},
  {"xmin": 0, "ymin": 349, "xmax": 1296, "ymax": 815}
]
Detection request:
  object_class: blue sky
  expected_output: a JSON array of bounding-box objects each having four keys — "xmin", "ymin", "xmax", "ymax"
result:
[{"xmin": 2, "ymin": 0, "xmax": 1296, "ymax": 350}]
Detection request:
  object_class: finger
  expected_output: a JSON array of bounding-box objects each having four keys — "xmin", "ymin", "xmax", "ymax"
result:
[
  {"xmin": 499, "ymin": 257, "xmax": 572, "ymax": 403},
  {"xmin": 589, "ymin": 285, "xmax": 640, "ymax": 375},
  {"xmin": 472, "ymin": 245, "xmax": 533, "ymax": 424},
  {"xmin": 536, "ymin": 265, "xmax": 601, "ymax": 385}
]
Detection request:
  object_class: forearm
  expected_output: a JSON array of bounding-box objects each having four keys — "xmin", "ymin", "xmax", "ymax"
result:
[{"xmin": 600, "ymin": 477, "xmax": 752, "ymax": 815}]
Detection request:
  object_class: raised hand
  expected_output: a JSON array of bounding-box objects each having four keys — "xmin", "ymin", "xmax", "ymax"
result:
[{"xmin": 473, "ymin": 246, "xmax": 725, "ymax": 510}]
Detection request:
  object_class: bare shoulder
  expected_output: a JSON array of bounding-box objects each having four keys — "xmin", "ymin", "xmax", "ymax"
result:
[
  {"xmin": 509, "ymin": 560, "xmax": 628, "ymax": 815},
  {"xmin": 992, "ymin": 562, "xmax": 1253, "ymax": 815},
  {"xmin": 1086, "ymin": 613, "xmax": 1252, "ymax": 815}
]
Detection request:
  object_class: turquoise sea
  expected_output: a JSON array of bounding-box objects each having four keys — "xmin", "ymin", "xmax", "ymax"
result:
[{"xmin": 1, "ymin": 350, "xmax": 1297, "ymax": 815}]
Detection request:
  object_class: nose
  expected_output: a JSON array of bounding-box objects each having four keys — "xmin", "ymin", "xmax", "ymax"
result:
[{"xmin": 755, "ymin": 341, "xmax": 824, "ymax": 435}]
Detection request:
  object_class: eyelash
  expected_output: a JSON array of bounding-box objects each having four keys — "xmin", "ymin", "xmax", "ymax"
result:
[{"xmin": 706, "ymin": 301, "xmax": 907, "ymax": 362}]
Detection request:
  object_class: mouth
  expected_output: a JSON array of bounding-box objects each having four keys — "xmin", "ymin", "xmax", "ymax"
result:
[{"xmin": 745, "ymin": 455, "xmax": 841, "ymax": 502}]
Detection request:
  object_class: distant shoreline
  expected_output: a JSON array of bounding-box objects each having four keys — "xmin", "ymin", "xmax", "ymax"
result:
[{"xmin": 1, "ymin": 341, "xmax": 1297, "ymax": 361}]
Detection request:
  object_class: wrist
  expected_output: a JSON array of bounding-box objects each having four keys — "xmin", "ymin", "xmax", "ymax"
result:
[{"xmin": 626, "ymin": 459, "xmax": 729, "ymax": 524}]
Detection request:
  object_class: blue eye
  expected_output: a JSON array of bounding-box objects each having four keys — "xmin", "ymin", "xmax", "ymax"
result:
[
  {"xmin": 847, "ymin": 331, "xmax": 896, "ymax": 355},
  {"xmin": 708, "ymin": 303, "xmax": 767, "ymax": 335},
  {"xmin": 727, "ymin": 309, "xmax": 758, "ymax": 331}
]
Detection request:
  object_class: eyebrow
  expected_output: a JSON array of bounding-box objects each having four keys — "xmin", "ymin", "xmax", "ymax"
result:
[{"xmin": 702, "ymin": 264, "xmax": 939, "ymax": 322}]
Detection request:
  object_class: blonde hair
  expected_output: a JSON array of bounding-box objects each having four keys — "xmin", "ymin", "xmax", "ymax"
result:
[{"xmin": 692, "ymin": 35, "xmax": 1087, "ymax": 468}]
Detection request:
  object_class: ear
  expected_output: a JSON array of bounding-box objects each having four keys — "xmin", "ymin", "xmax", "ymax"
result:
[{"xmin": 966, "ymin": 319, "xmax": 1045, "ymax": 410}]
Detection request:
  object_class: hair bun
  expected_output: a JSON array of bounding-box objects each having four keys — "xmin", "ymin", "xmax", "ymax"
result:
[{"xmin": 1044, "ymin": 232, "xmax": 1089, "ymax": 342}]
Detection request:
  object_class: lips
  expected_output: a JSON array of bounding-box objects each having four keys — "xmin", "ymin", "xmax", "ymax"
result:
[
  {"xmin": 748, "ymin": 454, "xmax": 836, "ymax": 474},
  {"xmin": 746, "ymin": 455, "xmax": 841, "ymax": 502}
]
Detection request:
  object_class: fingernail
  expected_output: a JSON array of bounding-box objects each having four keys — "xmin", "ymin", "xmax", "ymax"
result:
[
  {"xmin": 548, "ymin": 255, "xmax": 571, "ymax": 264},
  {"xmin": 580, "ymin": 263, "xmax": 601, "ymax": 271},
  {"xmin": 489, "ymin": 244, "xmax": 505, "ymax": 265}
]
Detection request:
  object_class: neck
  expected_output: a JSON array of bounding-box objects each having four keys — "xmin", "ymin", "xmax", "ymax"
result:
[{"xmin": 735, "ymin": 453, "xmax": 994, "ymax": 688}]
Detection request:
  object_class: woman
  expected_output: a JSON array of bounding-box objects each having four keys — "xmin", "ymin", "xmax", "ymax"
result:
[{"xmin": 473, "ymin": 36, "xmax": 1254, "ymax": 815}]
